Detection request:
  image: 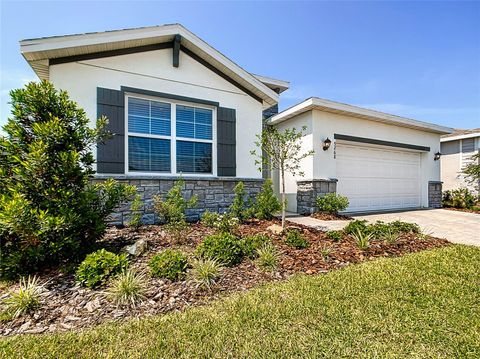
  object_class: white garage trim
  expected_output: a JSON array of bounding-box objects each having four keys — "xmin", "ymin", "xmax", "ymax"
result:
[{"xmin": 336, "ymin": 142, "xmax": 422, "ymax": 212}]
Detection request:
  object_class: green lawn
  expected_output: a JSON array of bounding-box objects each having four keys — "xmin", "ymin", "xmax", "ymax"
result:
[{"xmin": 2, "ymin": 245, "xmax": 479, "ymax": 358}]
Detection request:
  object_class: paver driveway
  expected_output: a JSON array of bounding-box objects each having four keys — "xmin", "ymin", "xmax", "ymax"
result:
[
  {"xmin": 354, "ymin": 209, "xmax": 479, "ymax": 246},
  {"xmin": 287, "ymin": 209, "xmax": 479, "ymax": 246}
]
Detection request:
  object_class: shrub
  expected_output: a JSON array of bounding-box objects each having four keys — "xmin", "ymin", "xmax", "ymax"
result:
[
  {"xmin": 316, "ymin": 193, "xmax": 349, "ymax": 214},
  {"xmin": 213, "ymin": 213, "xmax": 240, "ymax": 234},
  {"xmin": 76, "ymin": 249, "xmax": 129, "ymax": 288},
  {"xmin": 107, "ymin": 269, "xmax": 147, "ymax": 307},
  {"xmin": 154, "ymin": 179, "xmax": 197, "ymax": 225},
  {"xmin": 388, "ymin": 220, "xmax": 420, "ymax": 234},
  {"xmin": 344, "ymin": 220, "xmax": 369, "ymax": 236},
  {"xmin": 229, "ymin": 182, "xmax": 252, "ymax": 223},
  {"xmin": 382, "ymin": 228, "xmax": 399, "ymax": 244},
  {"xmin": 2, "ymin": 276, "xmax": 42, "ymax": 319},
  {"xmin": 284, "ymin": 229, "xmax": 309, "ymax": 249},
  {"xmin": 149, "ymin": 249, "xmax": 188, "ymax": 281},
  {"xmin": 442, "ymin": 188, "xmax": 477, "ymax": 209},
  {"xmin": 201, "ymin": 210, "xmax": 219, "ymax": 228},
  {"xmin": 189, "ymin": 258, "xmax": 223, "ymax": 289},
  {"xmin": 0, "ymin": 81, "xmax": 135, "ymax": 280},
  {"xmin": 319, "ymin": 244, "xmax": 333, "ymax": 261},
  {"xmin": 326, "ymin": 230, "xmax": 342, "ymax": 242},
  {"xmin": 195, "ymin": 233, "xmax": 244, "ymax": 267},
  {"xmin": 369, "ymin": 220, "xmax": 420, "ymax": 239},
  {"xmin": 127, "ymin": 194, "xmax": 143, "ymax": 231},
  {"xmin": 241, "ymin": 234, "xmax": 271, "ymax": 258},
  {"xmin": 352, "ymin": 229, "xmax": 372, "ymax": 250},
  {"xmin": 255, "ymin": 243, "xmax": 280, "ymax": 272},
  {"xmin": 254, "ymin": 179, "xmax": 281, "ymax": 220}
]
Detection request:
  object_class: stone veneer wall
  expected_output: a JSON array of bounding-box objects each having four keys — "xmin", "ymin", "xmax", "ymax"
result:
[
  {"xmin": 428, "ymin": 181, "xmax": 443, "ymax": 208},
  {"xmin": 296, "ymin": 179, "xmax": 338, "ymax": 215},
  {"xmin": 91, "ymin": 177, "xmax": 264, "ymax": 226}
]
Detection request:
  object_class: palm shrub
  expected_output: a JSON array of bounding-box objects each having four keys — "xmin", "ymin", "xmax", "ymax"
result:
[
  {"xmin": 189, "ymin": 258, "xmax": 223, "ymax": 289},
  {"xmin": 352, "ymin": 229, "xmax": 372, "ymax": 250},
  {"xmin": 254, "ymin": 179, "xmax": 281, "ymax": 220},
  {"xmin": 2, "ymin": 276, "xmax": 42, "ymax": 319},
  {"xmin": 0, "ymin": 81, "xmax": 134, "ymax": 280},
  {"xmin": 76, "ymin": 249, "xmax": 129, "ymax": 288},
  {"xmin": 316, "ymin": 193, "xmax": 349, "ymax": 214},
  {"xmin": 107, "ymin": 269, "xmax": 147, "ymax": 307},
  {"xmin": 255, "ymin": 243, "xmax": 280, "ymax": 272}
]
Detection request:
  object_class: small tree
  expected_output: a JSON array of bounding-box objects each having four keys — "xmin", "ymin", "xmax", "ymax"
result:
[
  {"xmin": 251, "ymin": 126, "xmax": 314, "ymax": 229},
  {"xmin": 0, "ymin": 81, "xmax": 134, "ymax": 279},
  {"xmin": 462, "ymin": 152, "xmax": 480, "ymax": 193}
]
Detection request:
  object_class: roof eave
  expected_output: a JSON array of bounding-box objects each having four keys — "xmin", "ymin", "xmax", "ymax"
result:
[
  {"xmin": 440, "ymin": 132, "xmax": 480, "ymax": 142},
  {"xmin": 270, "ymin": 98, "xmax": 453, "ymax": 135}
]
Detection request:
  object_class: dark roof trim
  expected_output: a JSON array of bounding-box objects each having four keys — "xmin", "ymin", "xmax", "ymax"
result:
[
  {"xmin": 49, "ymin": 42, "xmax": 173, "ymax": 65},
  {"xmin": 180, "ymin": 45, "xmax": 263, "ymax": 103},
  {"xmin": 334, "ymin": 134, "xmax": 430, "ymax": 152},
  {"xmin": 121, "ymin": 86, "xmax": 220, "ymax": 107}
]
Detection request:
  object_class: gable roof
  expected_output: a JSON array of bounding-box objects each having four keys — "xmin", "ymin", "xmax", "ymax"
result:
[
  {"xmin": 270, "ymin": 97, "xmax": 453, "ymax": 134},
  {"xmin": 20, "ymin": 24, "xmax": 282, "ymax": 107},
  {"xmin": 440, "ymin": 128, "xmax": 480, "ymax": 142}
]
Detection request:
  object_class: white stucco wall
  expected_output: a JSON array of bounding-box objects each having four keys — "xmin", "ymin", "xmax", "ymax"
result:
[
  {"xmin": 275, "ymin": 109, "xmax": 443, "ymax": 211},
  {"xmin": 49, "ymin": 48, "xmax": 264, "ymax": 178}
]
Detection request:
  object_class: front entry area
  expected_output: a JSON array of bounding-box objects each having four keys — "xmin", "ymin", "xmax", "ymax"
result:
[{"xmin": 336, "ymin": 143, "xmax": 422, "ymax": 212}]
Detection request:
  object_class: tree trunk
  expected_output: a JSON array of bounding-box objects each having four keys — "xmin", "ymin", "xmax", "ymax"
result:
[{"xmin": 281, "ymin": 168, "xmax": 286, "ymax": 230}]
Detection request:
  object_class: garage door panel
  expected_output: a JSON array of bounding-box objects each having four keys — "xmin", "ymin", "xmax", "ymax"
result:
[{"xmin": 336, "ymin": 144, "xmax": 421, "ymax": 212}]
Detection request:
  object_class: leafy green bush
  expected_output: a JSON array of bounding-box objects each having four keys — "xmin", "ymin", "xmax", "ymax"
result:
[
  {"xmin": 2, "ymin": 276, "xmax": 42, "ymax": 319},
  {"xmin": 127, "ymin": 194, "xmax": 143, "ymax": 231},
  {"xmin": 229, "ymin": 182, "xmax": 252, "ymax": 223},
  {"xmin": 0, "ymin": 81, "xmax": 135, "ymax": 280},
  {"xmin": 442, "ymin": 188, "xmax": 477, "ymax": 209},
  {"xmin": 241, "ymin": 234, "xmax": 271, "ymax": 258},
  {"xmin": 76, "ymin": 249, "xmax": 129, "ymax": 288},
  {"xmin": 189, "ymin": 258, "xmax": 223, "ymax": 289},
  {"xmin": 195, "ymin": 233, "xmax": 244, "ymax": 267},
  {"xmin": 107, "ymin": 269, "xmax": 147, "ymax": 307},
  {"xmin": 284, "ymin": 229, "xmax": 309, "ymax": 249},
  {"xmin": 344, "ymin": 220, "xmax": 369, "ymax": 236},
  {"xmin": 213, "ymin": 213, "xmax": 240, "ymax": 234},
  {"xmin": 149, "ymin": 249, "xmax": 188, "ymax": 281},
  {"xmin": 200, "ymin": 210, "xmax": 219, "ymax": 228},
  {"xmin": 316, "ymin": 193, "xmax": 349, "ymax": 214},
  {"xmin": 326, "ymin": 230, "xmax": 342, "ymax": 242},
  {"xmin": 254, "ymin": 179, "xmax": 281, "ymax": 220},
  {"xmin": 255, "ymin": 243, "xmax": 280, "ymax": 272}
]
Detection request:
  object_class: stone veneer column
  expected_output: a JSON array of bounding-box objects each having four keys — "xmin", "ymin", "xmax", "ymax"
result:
[
  {"xmin": 428, "ymin": 181, "xmax": 443, "ymax": 208},
  {"xmin": 91, "ymin": 177, "xmax": 264, "ymax": 226},
  {"xmin": 296, "ymin": 179, "xmax": 338, "ymax": 215}
]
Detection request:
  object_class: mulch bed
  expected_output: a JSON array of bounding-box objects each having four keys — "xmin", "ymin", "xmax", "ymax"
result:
[
  {"xmin": 443, "ymin": 207, "xmax": 480, "ymax": 214},
  {"xmin": 311, "ymin": 212, "xmax": 352, "ymax": 221},
  {"xmin": 0, "ymin": 219, "xmax": 450, "ymax": 337}
]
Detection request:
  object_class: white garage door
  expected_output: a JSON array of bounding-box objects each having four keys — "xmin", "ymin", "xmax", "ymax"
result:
[{"xmin": 336, "ymin": 143, "xmax": 421, "ymax": 212}]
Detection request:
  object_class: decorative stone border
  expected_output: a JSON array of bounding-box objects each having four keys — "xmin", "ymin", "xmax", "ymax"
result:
[
  {"xmin": 296, "ymin": 179, "xmax": 338, "ymax": 215},
  {"xmin": 91, "ymin": 176, "xmax": 264, "ymax": 226}
]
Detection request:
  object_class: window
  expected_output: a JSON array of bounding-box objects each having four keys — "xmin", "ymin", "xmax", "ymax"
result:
[{"xmin": 126, "ymin": 96, "xmax": 214, "ymax": 175}]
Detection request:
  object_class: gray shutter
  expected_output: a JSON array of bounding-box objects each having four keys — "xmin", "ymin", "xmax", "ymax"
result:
[
  {"xmin": 97, "ymin": 87, "xmax": 125, "ymax": 174},
  {"xmin": 217, "ymin": 107, "xmax": 236, "ymax": 176}
]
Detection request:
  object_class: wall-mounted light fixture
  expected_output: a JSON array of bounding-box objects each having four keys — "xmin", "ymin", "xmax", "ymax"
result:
[
  {"xmin": 323, "ymin": 137, "xmax": 332, "ymax": 151},
  {"xmin": 434, "ymin": 152, "xmax": 441, "ymax": 161}
]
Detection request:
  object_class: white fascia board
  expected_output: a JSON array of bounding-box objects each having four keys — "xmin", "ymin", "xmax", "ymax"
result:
[
  {"xmin": 270, "ymin": 97, "xmax": 453, "ymax": 134},
  {"xmin": 251, "ymin": 74, "xmax": 290, "ymax": 91},
  {"xmin": 20, "ymin": 24, "xmax": 279, "ymax": 106},
  {"xmin": 440, "ymin": 132, "xmax": 480, "ymax": 142}
]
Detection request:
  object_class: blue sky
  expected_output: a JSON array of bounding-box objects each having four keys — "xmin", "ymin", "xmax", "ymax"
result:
[{"xmin": 1, "ymin": 0, "xmax": 479, "ymax": 130}]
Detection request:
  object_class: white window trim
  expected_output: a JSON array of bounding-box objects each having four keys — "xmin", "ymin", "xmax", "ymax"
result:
[{"xmin": 124, "ymin": 92, "xmax": 217, "ymax": 177}]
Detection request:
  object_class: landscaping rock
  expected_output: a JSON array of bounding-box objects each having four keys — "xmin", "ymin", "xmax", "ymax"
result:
[
  {"xmin": 267, "ymin": 224, "xmax": 283, "ymax": 234},
  {"xmin": 124, "ymin": 238, "xmax": 148, "ymax": 256}
]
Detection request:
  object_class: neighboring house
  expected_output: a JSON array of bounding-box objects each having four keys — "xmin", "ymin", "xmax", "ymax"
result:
[
  {"xmin": 269, "ymin": 98, "xmax": 452, "ymax": 214},
  {"xmin": 440, "ymin": 129, "xmax": 480, "ymax": 193},
  {"xmin": 20, "ymin": 24, "xmax": 288, "ymax": 224},
  {"xmin": 19, "ymin": 24, "xmax": 452, "ymax": 221}
]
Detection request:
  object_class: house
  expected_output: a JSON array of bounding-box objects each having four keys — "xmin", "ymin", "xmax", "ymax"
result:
[
  {"xmin": 269, "ymin": 98, "xmax": 452, "ymax": 214},
  {"xmin": 20, "ymin": 24, "xmax": 452, "ymax": 221},
  {"xmin": 20, "ymin": 24, "xmax": 289, "ymax": 224},
  {"xmin": 440, "ymin": 129, "xmax": 480, "ymax": 193}
]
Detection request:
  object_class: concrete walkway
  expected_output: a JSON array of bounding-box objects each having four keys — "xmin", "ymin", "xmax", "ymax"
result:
[{"xmin": 286, "ymin": 209, "xmax": 480, "ymax": 247}]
